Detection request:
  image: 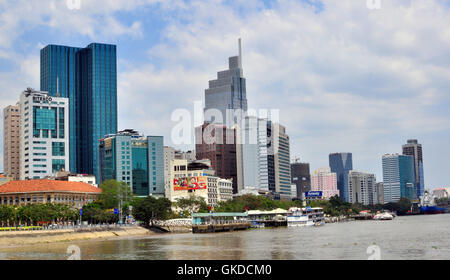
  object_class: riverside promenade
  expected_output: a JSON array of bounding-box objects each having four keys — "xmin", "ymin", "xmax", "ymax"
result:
[{"xmin": 0, "ymin": 225, "xmax": 153, "ymax": 247}]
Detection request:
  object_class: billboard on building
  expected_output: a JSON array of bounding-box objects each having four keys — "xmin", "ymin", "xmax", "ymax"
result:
[
  {"xmin": 305, "ymin": 191, "xmax": 323, "ymax": 198},
  {"xmin": 174, "ymin": 177, "xmax": 207, "ymax": 191}
]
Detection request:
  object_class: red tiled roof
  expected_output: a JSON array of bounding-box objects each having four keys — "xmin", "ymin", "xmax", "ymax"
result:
[
  {"xmin": 0, "ymin": 174, "xmax": 6, "ymax": 178},
  {"xmin": 0, "ymin": 180, "xmax": 102, "ymax": 194}
]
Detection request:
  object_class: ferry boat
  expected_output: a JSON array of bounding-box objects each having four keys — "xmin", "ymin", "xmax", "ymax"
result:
[{"xmin": 287, "ymin": 207, "xmax": 325, "ymax": 227}]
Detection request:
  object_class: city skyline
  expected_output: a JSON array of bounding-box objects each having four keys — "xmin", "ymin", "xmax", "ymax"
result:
[{"xmin": 0, "ymin": 1, "xmax": 449, "ymax": 189}]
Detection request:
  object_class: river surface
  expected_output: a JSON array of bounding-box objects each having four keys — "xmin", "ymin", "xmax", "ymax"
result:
[{"xmin": 0, "ymin": 214, "xmax": 449, "ymax": 260}]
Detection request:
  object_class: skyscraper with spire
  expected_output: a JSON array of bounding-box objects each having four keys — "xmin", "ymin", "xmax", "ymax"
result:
[
  {"xmin": 196, "ymin": 39, "xmax": 247, "ymax": 193},
  {"xmin": 204, "ymin": 39, "xmax": 248, "ymax": 127}
]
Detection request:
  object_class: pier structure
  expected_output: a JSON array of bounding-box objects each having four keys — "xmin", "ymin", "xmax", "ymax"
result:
[{"xmin": 192, "ymin": 213, "xmax": 250, "ymax": 233}]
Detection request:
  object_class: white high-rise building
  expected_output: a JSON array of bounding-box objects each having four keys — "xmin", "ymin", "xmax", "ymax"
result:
[
  {"xmin": 348, "ymin": 171, "xmax": 377, "ymax": 205},
  {"xmin": 239, "ymin": 116, "xmax": 269, "ymax": 191},
  {"xmin": 19, "ymin": 89, "xmax": 69, "ymax": 180}
]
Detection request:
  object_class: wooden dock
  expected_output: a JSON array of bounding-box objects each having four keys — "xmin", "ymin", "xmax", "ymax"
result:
[{"xmin": 192, "ymin": 222, "xmax": 251, "ymax": 234}]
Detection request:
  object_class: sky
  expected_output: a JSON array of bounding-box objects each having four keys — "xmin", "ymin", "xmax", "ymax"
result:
[{"xmin": 0, "ymin": 0, "xmax": 449, "ymax": 189}]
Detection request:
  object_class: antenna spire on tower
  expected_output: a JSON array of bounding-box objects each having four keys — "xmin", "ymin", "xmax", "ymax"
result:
[{"xmin": 238, "ymin": 38, "xmax": 242, "ymax": 69}]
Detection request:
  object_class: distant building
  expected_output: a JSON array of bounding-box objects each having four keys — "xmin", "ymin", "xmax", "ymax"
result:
[
  {"xmin": 98, "ymin": 130, "xmax": 164, "ymax": 197},
  {"xmin": 348, "ymin": 171, "xmax": 378, "ymax": 205},
  {"xmin": 382, "ymin": 154, "xmax": 416, "ymax": 203},
  {"xmin": 311, "ymin": 167, "xmax": 339, "ymax": 199},
  {"xmin": 272, "ymin": 123, "xmax": 292, "ymax": 200},
  {"xmin": 291, "ymin": 161, "xmax": 311, "ymax": 200},
  {"xmin": 55, "ymin": 171, "xmax": 97, "ymax": 187},
  {"xmin": 0, "ymin": 180, "xmax": 101, "ymax": 208},
  {"xmin": 19, "ymin": 89, "xmax": 69, "ymax": 180},
  {"xmin": 238, "ymin": 116, "xmax": 270, "ymax": 192},
  {"xmin": 3, "ymin": 104, "xmax": 21, "ymax": 180},
  {"xmin": 329, "ymin": 153, "xmax": 353, "ymax": 202},
  {"xmin": 377, "ymin": 182, "xmax": 384, "ymax": 205},
  {"xmin": 167, "ymin": 159, "xmax": 233, "ymax": 206},
  {"xmin": 195, "ymin": 123, "xmax": 237, "ymax": 193},
  {"xmin": 402, "ymin": 139, "xmax": 425, "ymax": 199}
]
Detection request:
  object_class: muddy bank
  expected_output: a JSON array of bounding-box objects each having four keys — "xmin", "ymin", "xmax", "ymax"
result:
[{"xmin": 0, "ymin": 226, "xmax": 155, "ymax": 247}]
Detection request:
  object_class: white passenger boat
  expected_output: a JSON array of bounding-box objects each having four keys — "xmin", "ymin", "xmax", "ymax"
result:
[{"xmin": 287, "ymin": 207, "xmax": 325, "ymax": 227}]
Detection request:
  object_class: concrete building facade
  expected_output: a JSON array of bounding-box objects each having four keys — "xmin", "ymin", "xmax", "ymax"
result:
[
  {"xmin": 19, "ymin": 89, "xmax": 69, "ymax": 180},
  {"xmin": 348, "ymin": 171, "xmax": 378, "ymax": 205},
  {"xmin": 3, "ymin": 104, "xmax": 21, "ymax": 180}
]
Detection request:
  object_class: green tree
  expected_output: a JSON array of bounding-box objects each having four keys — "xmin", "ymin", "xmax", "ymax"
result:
[
  {"xmin": 175, "ymin": 197, "xmax": 209, "ymax": 214},
  {"xmin": 99, "ymin": 179, "xmax": 134, "ymax": 210},
  {"xmin": 132, "ymin": 196, "xmax": 172, "ymax": 226}
]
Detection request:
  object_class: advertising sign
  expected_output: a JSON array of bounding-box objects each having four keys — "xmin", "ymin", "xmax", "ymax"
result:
[
  {"xmin": 305, "ymin": 191, "xmax": 323, "ymax": 198},
  {"xmin": 174, "ymin": 177, "xmax": 207, "ymax": 191}
]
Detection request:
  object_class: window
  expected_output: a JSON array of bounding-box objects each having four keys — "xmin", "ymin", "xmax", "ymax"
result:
[{"xmin": 52, "ymin": 142, "xmax": 65, "ymax": 156}]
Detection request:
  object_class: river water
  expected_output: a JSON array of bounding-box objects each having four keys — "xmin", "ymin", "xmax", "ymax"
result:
[{"xmin": 1, "ymin": 214, "xmax": 449, "ymax": 260}]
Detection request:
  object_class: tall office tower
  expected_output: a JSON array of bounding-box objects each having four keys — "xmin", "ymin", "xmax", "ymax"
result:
[
  {"xmin": 239, "ymin": 116, "xmax": 269, "ymax": 192},
  {"xmin": 41, "ymin": 43, "xmax": 117, "ymax": 181},
  {"xmin": 3, "ymin": 104, "xmax": 21, "ymax": 180},
  {"xmin": 204, "ymin": 39, "xmax": 247, "ymax": 127},
  {"xmin": 348, "ymin": 171, "xmax": 377, "ymax": 205},
  {"xmin": 329, "ymin": 153, "xmax": 353, "ymax": 202},
  {"xmin": 291, "ymin": 161, "xmax": 311, "ymax": 199},
  {"xmin": 311, "ymin": 167, "xmax": 339, "ymax": 199},
  {"xmin": 195, "ymin": 123, "xmax": 238, "ymax": 193},
  {"xmin": 382, "ymin": 154, "xmax": 416, "ymax": 203},
  {"xmin": 98, "ymin": 130, "xmax": 164, "ymax": 197},
  {"xmin": 402, "ymin": 139, "xmax": 425, "ymax": 199},
  {"xmin": 272, "ymin": 123, "xmax": 292, "ymax": 200},
  {"xmin": 19, "ymin": 89, "xmax": 69, "ymax": 180}
]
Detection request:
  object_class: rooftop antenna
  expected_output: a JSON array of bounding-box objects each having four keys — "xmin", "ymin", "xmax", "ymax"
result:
[{"xmin": 238, "ymin": 38, "xmax": 242, "ymax": 69}]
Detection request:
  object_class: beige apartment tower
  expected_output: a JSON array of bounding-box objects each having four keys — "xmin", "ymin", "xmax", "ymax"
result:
[{"xmin": 3, "ymin": 105, "xmax": 21, "ymax": 180}]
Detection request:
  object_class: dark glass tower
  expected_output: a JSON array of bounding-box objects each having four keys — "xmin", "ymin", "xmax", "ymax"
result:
[
  {"xmin": 402, "ymin": 139, "xmax": 424, "ymax": 199},
  {"xmin": 329, "ymin": 153, "xmax": 353, "ymax": 202},
  {"xmin": 41, "ymin": 43, "xmax": 117, "ymax": 181},
  {"xmin": 41, "ymin": 45, "xmax": 81, "ymax": 172}
]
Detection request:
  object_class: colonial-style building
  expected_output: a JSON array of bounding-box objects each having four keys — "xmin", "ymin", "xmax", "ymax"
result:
[{"xmin": 0, "ymin": 180, "xmax": 102, "ymax": 208}]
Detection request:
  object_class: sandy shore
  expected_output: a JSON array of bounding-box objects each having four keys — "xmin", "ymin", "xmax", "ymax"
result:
[{"xmin": 0, "ymin": 226, "xmax": 155, "ymax": 248}]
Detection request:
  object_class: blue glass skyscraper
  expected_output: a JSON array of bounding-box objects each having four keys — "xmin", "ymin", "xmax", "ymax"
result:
[
  {"xmin": 41, "ymin": 45, "xmax": 81, "ymax": 172},
  {"xmin": 329, "ymin": 153, "xmax": 353, "ymax": 202},
  {"xmin": 382, "ymin": 154, "xmax": 416, "ymax": 203},
  {"xmin": 41, "ymin": 43, "xmax": 117, "ymax": 181}
]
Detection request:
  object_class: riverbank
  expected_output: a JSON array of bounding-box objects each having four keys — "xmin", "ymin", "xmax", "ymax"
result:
[{"xmin": 0, "ymin": 226, "xmax": 156, "ymax": 248}]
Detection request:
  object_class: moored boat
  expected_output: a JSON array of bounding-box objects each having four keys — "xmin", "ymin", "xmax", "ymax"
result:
[{"xmin": 287, "ymin": 207, "xmax": 325, "ymax": 227}]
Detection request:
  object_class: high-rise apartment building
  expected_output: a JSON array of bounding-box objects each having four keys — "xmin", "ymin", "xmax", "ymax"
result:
[
  {"xmin": 19, "ymin": 89, "xmax": 69, "ymax": 180},
  {"xmin": 382, "ymin": 154, "xmax": 416, "ymax": 203},
  {"xmin": 348, "ymin": 171, "xmax": 378, "ymax": 205},
  {"xmin": 329, "ymin": 153, "xmax": 353, "ymax": 202},
  {"xmin": 40, "ymin": 43, "xmax": 117, "ymax": 181},
  {"xmin": 402, "ymin": 139, "xmax": 425, "ymax": 199},
  {"xmin": 98, "ymin": 130, "xmax": 164, "ymax": 197},
  {"xmin": 273, "ymin": 123, "xmax": 292, "ymax": 200},
  {"xmin": 204, "ymin": 39, "xmax": 247, "ymax": 127},
  {"xmin": 291, "ymin": 161, "xmax": 311, "ymax": 199},
  {"xmin": 3, "ymin": 104, "xmax": 21, "ymax": 180},
  {"xmin": 311, "ymin": 167, "xmax": 339, "ymax": 199}
]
